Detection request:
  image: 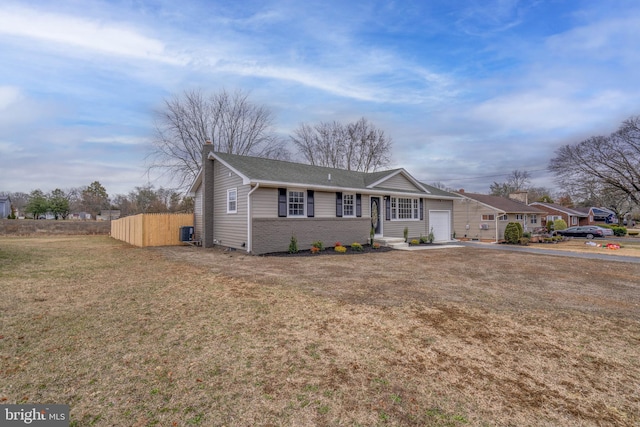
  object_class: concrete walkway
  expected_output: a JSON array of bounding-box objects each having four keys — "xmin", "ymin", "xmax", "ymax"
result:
[{"xmin": 394, "ymin": 242, "xmax": 465, "ymax": 251}]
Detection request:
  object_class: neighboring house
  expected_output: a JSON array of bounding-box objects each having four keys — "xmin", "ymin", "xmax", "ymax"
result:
[
  {"xmin": 97, "ymin": 210, "xmax": 121, "ymax": 221},
  {"xmin": 190, "ymin": 144, "xmax": 460, "ymax": 254},
  {"xmin": 69, "ymin": 212, "xmax": 92, "ymax": 220},
  {"xmin": 453, "ymin": 190, "xmax": 546, "ymax": 242},
  {"xmin": 572, "ymin": 206, "xmax": 618, "ymax": 225},
  {"xmin": 529, "ymin": 202, "xmax": 588, "ymax": 228},
  {"xmin": 0, "ymin": 195, "xmax": 11, "ymax": 218}
]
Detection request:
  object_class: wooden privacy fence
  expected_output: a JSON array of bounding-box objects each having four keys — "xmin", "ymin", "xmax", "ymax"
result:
[{"xmin": 110, "ymin": 213, "xmax": 194, "ymax": 247}]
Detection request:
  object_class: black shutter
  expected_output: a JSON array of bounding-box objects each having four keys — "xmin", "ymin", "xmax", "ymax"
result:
[
  {"xmin": 385, "ymin": 196, "xmax": 391, "ymax": 221},
  {"xmin": 307, "ymin": 190, "xmax": 315, "ymax": 217},
  {"xmin": 356, "ymin": 194, "xmax": 362, "ymax": 217},
  {"xmin": 278, "ymin": 188, "xmax": 287, "ymax": 217},
  {"xmin": 336, "ymin": 192, "xmax": 343, "ymax": 217},
  {"xmin": 420, "ymin": 198, "xmax": 424, "ymax": 220}
]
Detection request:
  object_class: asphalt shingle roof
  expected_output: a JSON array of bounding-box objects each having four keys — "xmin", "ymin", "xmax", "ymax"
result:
[
  {"xmin": 212, "ymin": 152, "xmax": 459, "ymax": 199},
  {"xmin": 459, "ymin": 192, "xmax": 546, "ymax": 214}
]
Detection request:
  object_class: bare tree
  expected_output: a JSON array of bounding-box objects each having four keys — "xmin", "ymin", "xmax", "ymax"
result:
[
  {"xmin": 290, "ymin": 117, "xmax": 392, "ymax": 172},
  {"xmin": 549, "ymin": 115, "xmax": 640, "ymax": 206},
  {"xmin": 149, "ymin": 88, "xmax": 289, "ymax": 191},
  {"xmin": 489, "ymin": 170, "xmax": 531, "ymax": 197}
]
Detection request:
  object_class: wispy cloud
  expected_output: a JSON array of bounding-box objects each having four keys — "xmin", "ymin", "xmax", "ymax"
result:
[{"xmin": 0, "ymin": 4, "xmax": 186, "ymax": 65}]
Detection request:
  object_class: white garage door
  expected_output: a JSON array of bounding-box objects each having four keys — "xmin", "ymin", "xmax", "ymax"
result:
[{"xmin": 429, "ymin": 210, "xmax": 451, "ymax": 242}]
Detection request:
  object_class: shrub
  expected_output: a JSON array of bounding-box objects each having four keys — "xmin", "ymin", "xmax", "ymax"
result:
[
  {"xmin": 288, "ymin": 235, "xmax": 298, "ymax": 254},
  {"xmin": 504, "ymin": 222, "xmax": 523, "ymax": 244},
  {"xmin": 334, "ymin": 245, "xmax": 347, "ymax": 253},
  {"xmin": 419, "ymin": 234, "xmax": 428, "ymax": 244},
  {"xmin": 403, "ymin": 227, "xmax": 409, "ymax": 242},
  {"xmin": 611, "ymin": 226, "xmax": 627, "ymax": 236},
  {"xmin": 523, "ymin": 231, "xmax": 531, "ymax": 238},
  {"xmin": 628, "ymin": 230, "xmax": 639, "ymax": 236},
  {"xmin": 334, "ymin": 241, "xmax": 342, "ymax": 247},
  {"xmin": 372, "ymin": 242, "xmax": 381, "ymax": 249},
  {"xmin": 311, "ymin": 240, "xmax": 324, "ymax": 251},
  {"xmin": 519, "ymin": 237, "xmax": 530, "ymax": 246},
  {"xmin": 553, "ymin": 219, "xmax": 567, "ymax": 231},
  {"xmin": 428, "ymin": 227, "xmax": 435, "ymax": 243},
  {"xmin": 310, "ymin": 246, "xmax": 321, "ymax": 254},
  {"xmin": 351, "ymin": 242, "xmax": 363, "ymax": 252},
  {"xmin": 410, "ymin": 239, "xmax": 420, "ymax": 245}
]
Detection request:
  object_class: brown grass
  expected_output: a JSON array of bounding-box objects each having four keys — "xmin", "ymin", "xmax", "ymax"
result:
[{"xmin": 1, "ymin": 236, "xmax": 639, "ymax": 426}]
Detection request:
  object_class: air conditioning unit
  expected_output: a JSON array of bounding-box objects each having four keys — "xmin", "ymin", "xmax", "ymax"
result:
[
  {"xmin": 179, "ymin": 226, "xmax": 194, "ymax": 242},
  {"xmin": 479, "ymin": 223, "xmax": 489, "ymax": 230}
]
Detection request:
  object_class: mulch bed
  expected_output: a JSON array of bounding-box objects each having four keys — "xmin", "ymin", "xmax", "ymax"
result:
[{"xmin": 263, "ymin": 244, "xmax": 394, "ymax": 257}]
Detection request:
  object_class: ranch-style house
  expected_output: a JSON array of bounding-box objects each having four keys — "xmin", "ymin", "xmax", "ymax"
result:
[{"xmin": 190, "ymin": 143, "xmax": 459, "ymax": 254}]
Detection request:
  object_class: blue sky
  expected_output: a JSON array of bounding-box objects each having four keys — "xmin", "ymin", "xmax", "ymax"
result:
[{"xmin": 1, "ymin": 0, "xmax": 639, "ymax": 197}]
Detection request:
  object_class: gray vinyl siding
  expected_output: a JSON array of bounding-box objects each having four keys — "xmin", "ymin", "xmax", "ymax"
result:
[
  {"xmin": 194, "ymin": 185, "xmax": 203, "ymax": 241},
  {"xmin": 213, "ymin": 162, "xmax": 248, "ymax": 249},
  {"xmin": 250, "ymin": 188, "xmax": 370, "ymax": 219},
  {"xmin": 251, "ymin": 187, "xmax": 278, "ymax": 218},
  {"xmin": 315, "ymin": 191, "xmax": 336, "ymax": 217},
  {"xmin": 376, "ymin": 173, "xmax": 420, "ymax": 191}
]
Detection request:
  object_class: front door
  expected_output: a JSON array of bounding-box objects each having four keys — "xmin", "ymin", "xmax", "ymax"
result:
[{"xmin": 371, "ymin": 197, "xmax": 382, "ymax": 236}]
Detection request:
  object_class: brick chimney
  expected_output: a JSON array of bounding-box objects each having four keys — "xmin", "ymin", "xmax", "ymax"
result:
[
  {"xmin": 458, "ymin": 189, "xmax": 465, "ymax": 194},
  {"xmin": 201, "ymin": 140, "xmax": 215, "ymax": 247},
  {"xmin": 508, "ymin": 191, "xmax": 528, "ymax": 204}
]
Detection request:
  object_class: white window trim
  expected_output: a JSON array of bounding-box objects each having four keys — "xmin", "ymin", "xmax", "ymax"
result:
[
  {"xmin": 390, "ymin": 196, "xmax": 420, "ymax": 221},
  {"xmin": 343, "ymin": 193, "xmax": 355, "ymax": 217},
  {"xmin": 227, "ymin": 188, "xmax": 237, "ymax": 214},
  {"xmin": 287, "ymin": 188, "xmax": 306, "ymax": 217}
]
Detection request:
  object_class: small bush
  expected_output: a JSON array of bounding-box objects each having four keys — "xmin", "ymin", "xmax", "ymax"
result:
[
  {"xmin": 403, "ymin": 227, "xmax": 409, "ymax": 242},
  {"xmin": 310, "ymin": 246, "xmax": 321, "ymax": 254},
  {"xmin": 419, "ymin": 234, "xmax": 428, "ymax": 244},
  {"xmin": 334, "ymin": 245, "xmax": 347, "ymax": 253},
  {"xmin": 553, "ymin": 219, "xmax": 567, "ymax": 231},
  {"xmin": 504, "ymin": 222, "xmax": 523, "ymax": 244},
  {"xmin": 311, "ymin": 240, "xmax": 324, "ymax": 251},
  {"xmin": 628, "ymin": 230, "xmax": 639, "ymax": 236},
  {"xmin": 334, "ymin": 241, "xmax": 342, "ymax": 247},
  {"xmin": 611, "ymin": 226, "xmax": 627, "ymax": 236},
  {"xmin": 410, "ymin": 239, "xmax": 420, "ymax": 245},
  {"xmin": 523, "ymin": 231, "xmax": 531, "ymax": 238},
  {"xmin": 288, "ymin": 235, "xmax": 298, "ymax": 254},
  {"xmin": 428, "ymin": 227, "xmax": 435, "ymax": 243},
  {"xmin": 372, "ymin": 242, "xmax": 381, "ymax": 249},
  {"xmin": 519, "ymin": 237, "xmax": 530, "ymax": 246},
  {"xmin": 351, "ymin": 242, "xmax": 363, "ymax": 252}
]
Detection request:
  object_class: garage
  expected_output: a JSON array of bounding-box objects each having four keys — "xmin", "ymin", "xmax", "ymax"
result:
[{"xmin": 429, "ymin": 210, "xmax": 451, "ymax": 242}]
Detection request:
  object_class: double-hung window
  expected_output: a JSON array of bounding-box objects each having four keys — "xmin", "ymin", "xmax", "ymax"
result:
[
  {"xmin": 390, "ymin": 197, "xmax": 419, "ymax": 220},
  {"xmin": 498, "ymin": 214, "xmax": 508, "ymax": 221},
  {"xmin": 343, "ymin": 194, "xmax": 355, "ymax": 217},
  {"xmin": 481, "ymin": 214, "xmax": 495, "ymax": 221},
  {"xmin": 288, "ymin": 190, "xmax": 305, "ymax": 217},
  {"xmin": 227, "ymin": 188, "xmax": 237, "ymax": 214},
  {"xmin": 530, "ymin": 215, "xmax": 538, "ymax": 224}
]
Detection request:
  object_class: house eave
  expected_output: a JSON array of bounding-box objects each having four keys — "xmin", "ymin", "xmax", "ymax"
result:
[{"xmin": 247, "ymin": 179, "xmax": 457, "ymax": 199}]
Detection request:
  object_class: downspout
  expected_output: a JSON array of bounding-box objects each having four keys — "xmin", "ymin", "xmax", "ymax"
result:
[
  {"xmin": 246, "ymin": 183, "xmax": 260, "ymax": 253},
  {"xmin": 496, "ymin": 213, "xmax": 503, "ymax": 243}
]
